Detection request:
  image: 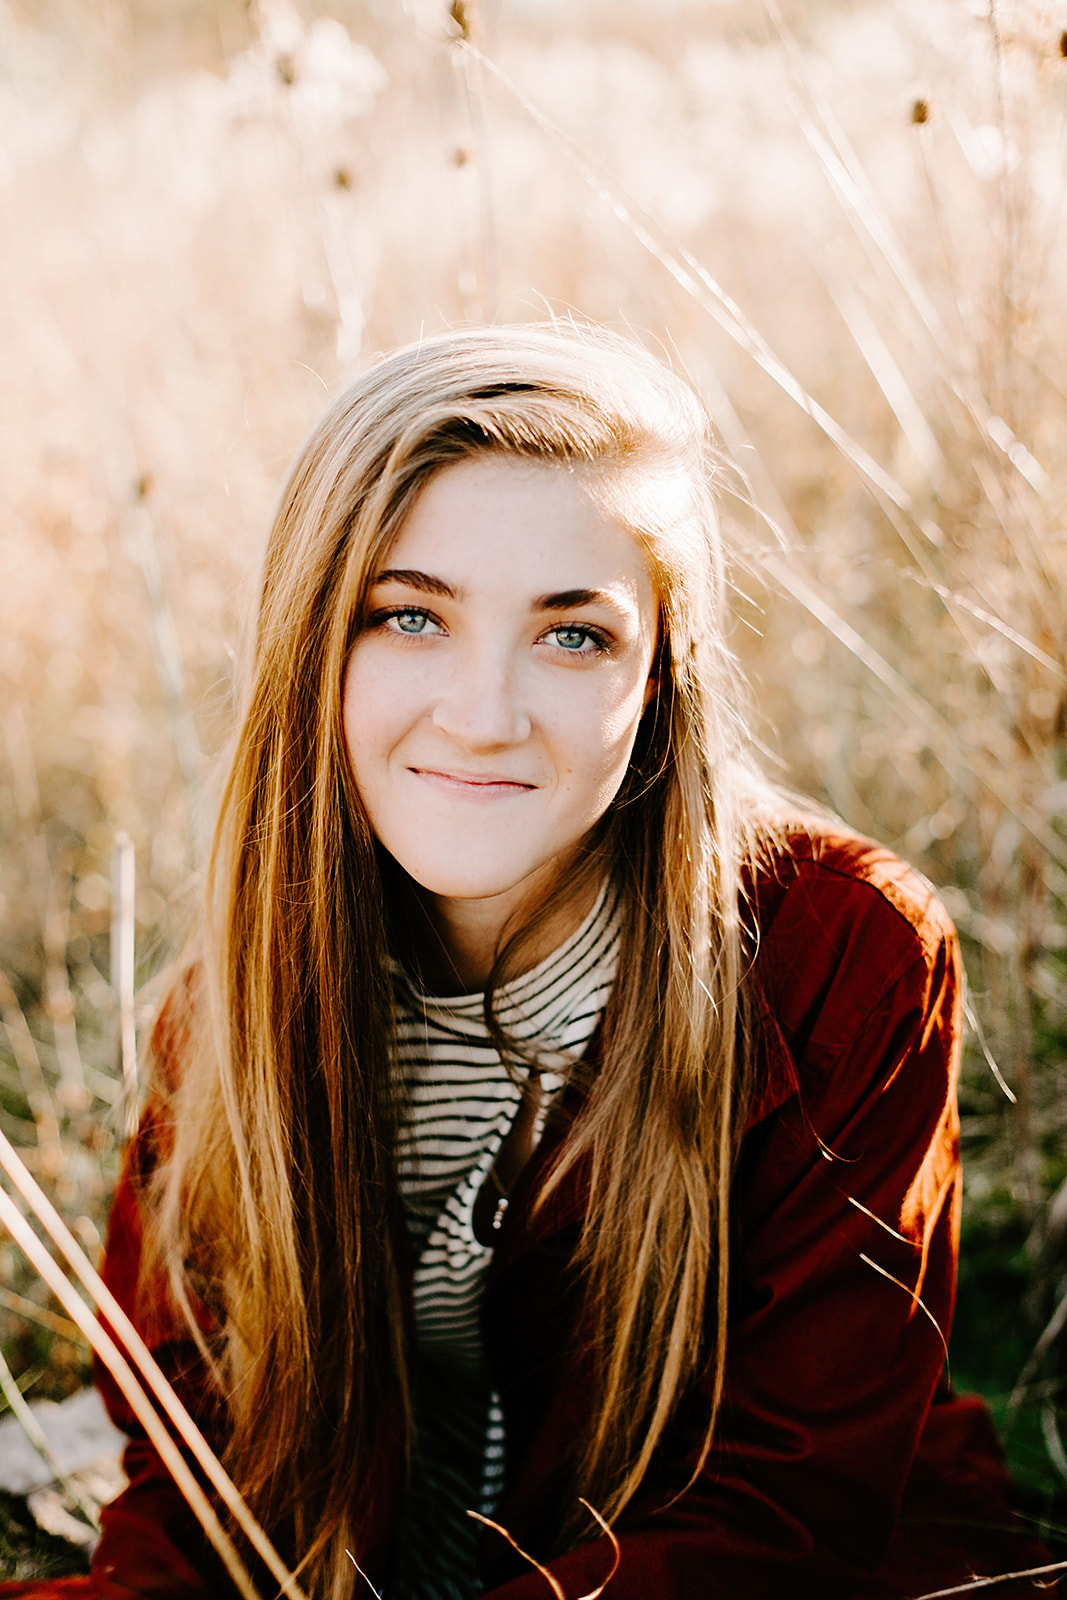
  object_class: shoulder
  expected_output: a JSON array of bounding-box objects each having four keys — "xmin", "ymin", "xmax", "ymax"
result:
[
  {"xmin": 753, "ymin": 813, "xmax": 956, "ymax": 966},
  {"xmin": 748, "ymin": 813, "xmax": 960, "ymax": 1070}
]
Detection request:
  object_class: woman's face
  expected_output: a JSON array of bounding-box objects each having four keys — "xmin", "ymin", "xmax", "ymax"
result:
[{"xmin": 342, "ymin": 455, "xmax": 659, "ymax": 947}]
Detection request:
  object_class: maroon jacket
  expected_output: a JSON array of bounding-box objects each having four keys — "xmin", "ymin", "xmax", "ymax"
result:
[{"xmin": 2, "ymin": 824, "xmax": 1050, "ymax": 1598}]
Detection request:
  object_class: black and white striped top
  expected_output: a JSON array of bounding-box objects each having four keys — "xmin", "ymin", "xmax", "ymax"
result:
[{"xmin": 389, "ymin": 880, "xmax": 622, "ymax": 1600}]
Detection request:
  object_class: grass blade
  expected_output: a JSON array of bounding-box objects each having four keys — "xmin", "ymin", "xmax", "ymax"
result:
[{"xmin": 0, "ymin": 1127, "xmax": 307, "ymax": 1600}]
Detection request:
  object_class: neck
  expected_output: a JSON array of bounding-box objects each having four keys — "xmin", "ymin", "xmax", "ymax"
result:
[{"xmin": 402, "ymin": 869, "xmax": 601, "ymax": 994}]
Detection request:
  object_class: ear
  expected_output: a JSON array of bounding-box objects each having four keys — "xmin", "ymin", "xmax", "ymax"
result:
[{"xmin": 642, "ymin": 666, "xmax": 658, "ymax": 712}]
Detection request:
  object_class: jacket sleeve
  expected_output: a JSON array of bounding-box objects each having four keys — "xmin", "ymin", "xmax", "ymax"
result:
[{"xmin": 479, "ymin": 920, "xmax": 965, "ymax": 1600}]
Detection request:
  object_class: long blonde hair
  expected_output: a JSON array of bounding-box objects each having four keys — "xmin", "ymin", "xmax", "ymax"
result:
[{"xmin": 149, "ymin": 323, "xmax": 771, "ymax": 1596}]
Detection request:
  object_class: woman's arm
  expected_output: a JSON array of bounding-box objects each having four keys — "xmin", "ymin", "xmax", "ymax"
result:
[{"xmin": 480, "ymin": 866, "xmax": 1037, "ymax": 1599}]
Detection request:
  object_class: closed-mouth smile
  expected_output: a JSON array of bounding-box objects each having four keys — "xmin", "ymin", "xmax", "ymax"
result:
[{"xmin": 408, "ymin": 767, "xmax": 537, "ymax": 797}]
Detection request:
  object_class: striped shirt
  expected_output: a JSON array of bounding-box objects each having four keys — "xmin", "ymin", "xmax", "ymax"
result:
[{"xmin": 389, "ymin": 881, "xmax": 622, "ymax": 1599}]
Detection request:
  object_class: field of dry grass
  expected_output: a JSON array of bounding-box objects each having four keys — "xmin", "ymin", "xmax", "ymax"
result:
[{"xmin": 2, "ymin": 0, "xmax": 1067, "ymax": 1580}]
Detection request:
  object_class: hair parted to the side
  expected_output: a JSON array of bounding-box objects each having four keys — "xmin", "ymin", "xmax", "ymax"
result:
[{"xmin": 146, "ymin": 321, "xmax": 776, "ymax": 1598}]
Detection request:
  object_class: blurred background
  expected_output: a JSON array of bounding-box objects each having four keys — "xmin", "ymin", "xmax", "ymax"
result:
[{"xmin": 2, "ymin": 0, "xmax": 1066, "ymax": 1577}]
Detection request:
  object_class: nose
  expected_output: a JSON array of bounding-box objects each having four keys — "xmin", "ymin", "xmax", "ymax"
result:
[{"xmin": 430, "ymin": 647, "xmax": 532, "ymax": 751}]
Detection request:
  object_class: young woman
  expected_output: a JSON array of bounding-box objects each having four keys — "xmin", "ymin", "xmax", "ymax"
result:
[{"xmin": 3, "ymin": 325, "xmax": 1047, "ymax": 1599}]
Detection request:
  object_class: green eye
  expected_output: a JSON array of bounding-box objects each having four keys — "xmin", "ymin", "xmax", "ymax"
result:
[{"xmin": 554, "ymin": 627, "xmax": 588, "ymax": 650}]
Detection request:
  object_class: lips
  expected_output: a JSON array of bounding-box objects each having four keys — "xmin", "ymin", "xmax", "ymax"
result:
[{"xmin": 408, "ymin": 767, "xmax": 537, "ymax": 797}]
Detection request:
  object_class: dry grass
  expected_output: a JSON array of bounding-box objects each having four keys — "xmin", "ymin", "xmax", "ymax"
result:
[{"xmin": 2, "ymin": 0, "xmax": 1067, "ymax": 1578}]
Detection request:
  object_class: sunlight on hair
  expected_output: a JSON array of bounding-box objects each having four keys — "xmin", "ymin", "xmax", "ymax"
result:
[
  {"xmin": 345, "ymin": 1549, "xmax": 384, "ymax": 1599},
  {"xmin": 859, "ymin": 1251, "xmax": 950, "ymax": 1370},
  {"xmin": 467, "ymin": 1498, "xmax": 621, "ymax": 1600}
]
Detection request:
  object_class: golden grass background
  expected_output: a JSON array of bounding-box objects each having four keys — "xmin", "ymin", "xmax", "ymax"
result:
[{"xmin": 2, "ymin": 0, "xmax": 1067, "ymax": 1574}]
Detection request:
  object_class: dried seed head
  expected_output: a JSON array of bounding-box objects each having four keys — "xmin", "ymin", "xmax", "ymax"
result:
[
  {"xmin": 450, "ymin": 0, "xmax": 476, "ymax": 42},
  {"xmin": 1060, "ymin": 30, "xmax": 1067, "ymax": 57},
  {"xmin": 334, "ymin": 168, "xmax": 353, "ymax": 190},
  {"xmin": 911, "ymin": 98, "xmax": 930, "ymax": 125},
  {"xmin": 275, "ymin": 52, "xmax": 296, "ymax": 87}
]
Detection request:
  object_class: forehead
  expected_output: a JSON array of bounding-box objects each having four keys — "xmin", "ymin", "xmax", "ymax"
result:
[{"xmin": 379, "ymin": 456, "xmax": 657, "ymax": 607}]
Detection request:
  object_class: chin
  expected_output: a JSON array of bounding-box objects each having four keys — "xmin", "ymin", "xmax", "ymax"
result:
[
  {"xmin": 399, "ymin": 853, "xmax": 549, "ymax": 906},
  {"xmin": 412, "ymin": 872, "xmax": 535, "ymax": 903}
]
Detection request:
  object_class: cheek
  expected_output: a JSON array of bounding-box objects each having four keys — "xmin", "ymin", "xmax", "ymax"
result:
[
  {"xmin": 553, "ymin": 673, "xmax": 651, "ymax": 797},
  {"xmin": 343, "ymin": 644, "xmax": 421, "ymax": 746},
  {"xmin": 341, "ymin": 657, "xmax": 366, "ymax": 761},
  {"xmin": 341, "ymin": 651, "xmax": 398, "ymax": 784}
]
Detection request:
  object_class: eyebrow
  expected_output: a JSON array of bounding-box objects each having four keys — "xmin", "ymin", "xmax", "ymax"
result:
[
  {"xmin": 534, "ymin": 587, "xmax": 620, "ymax": 612},
  {"xmin": 372, "ymin": 568, "xmax": 458, "ymax": 599},
  {"xmin": 371, "ymin": 570, "xmax": 629, "ymax": 614}
]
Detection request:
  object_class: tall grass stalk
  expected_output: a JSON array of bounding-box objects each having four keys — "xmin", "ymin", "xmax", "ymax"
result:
[
  {"xmin": 0, "ymin": 1130, "xmax": 307, "ymax": 1600},
  {"xmin": 109, "ymin": 833, "xmax": 137, "ymax": 1139}
]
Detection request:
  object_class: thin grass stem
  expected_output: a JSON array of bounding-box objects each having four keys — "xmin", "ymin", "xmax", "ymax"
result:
[
  {"xmin": 0, "ymin": 969, "xmax": 62, "ymax": 1172},
  {"xmin": 0, "ymin": 1128, "xmax": 307, "ymax": 1600},
  {"xmin": 0, "ymin": 1285, "xmax": 87, "ymax": 1346},
  {"xmin": 0, "ymin": 1180, "xmax": 266, "ymax": 1600},
  {"xmin": 913, "ymin": 1557, "xmax": 1067, "ymax": 1597},
  {"xmin": 0, "ymin": 1342, "xmax": 101, "ymax": 1534},
  {"xmin": 110, "ymin": 832, "xmax": 138, "ymax": 1139}
]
